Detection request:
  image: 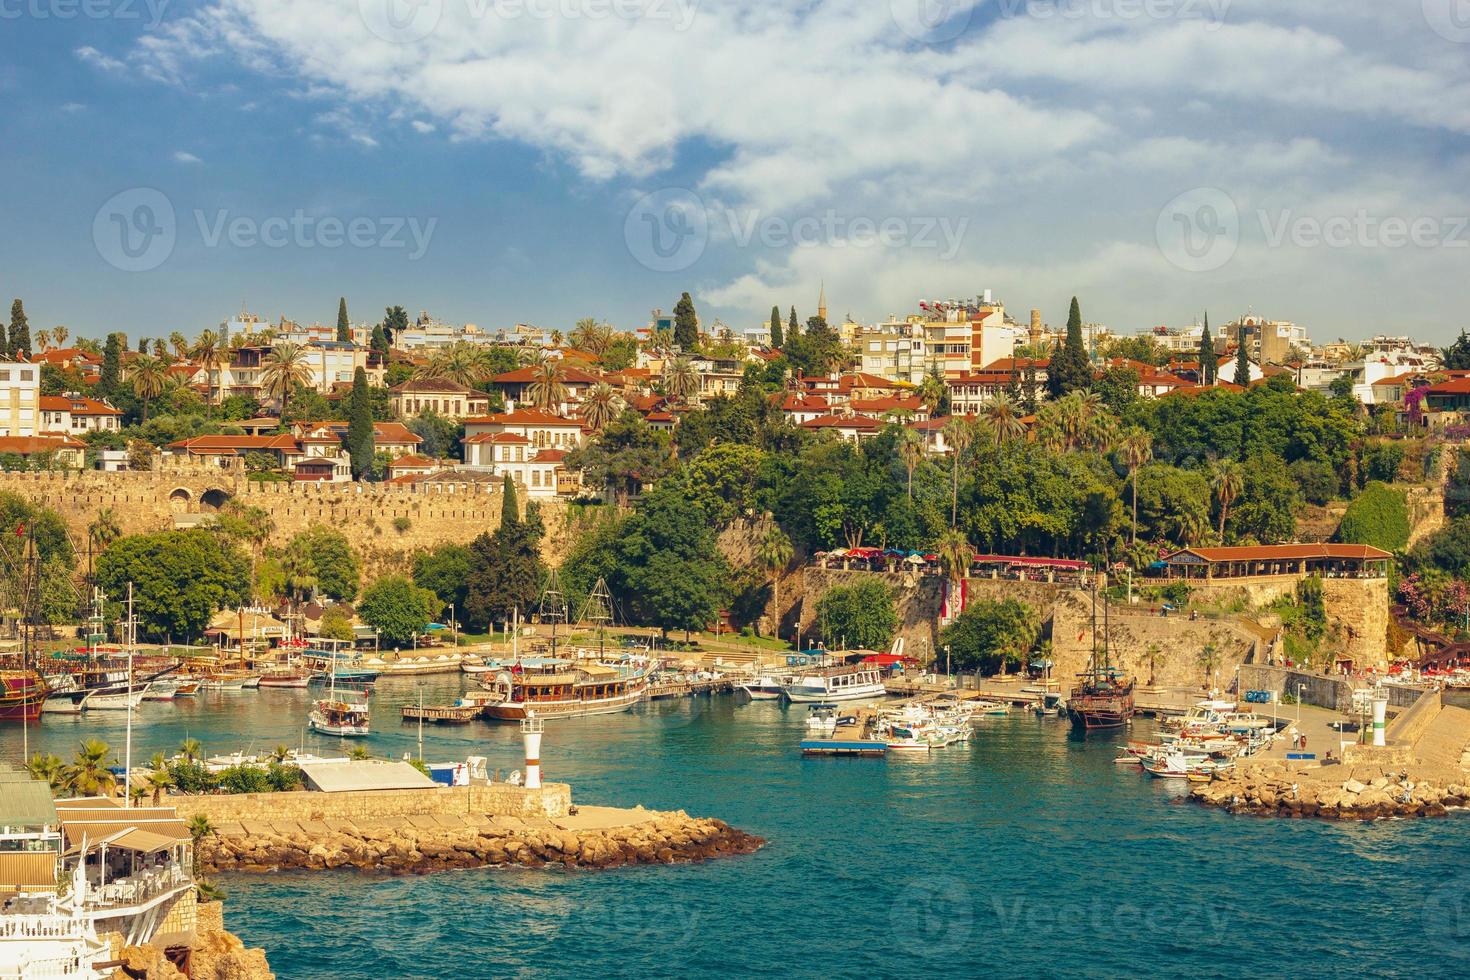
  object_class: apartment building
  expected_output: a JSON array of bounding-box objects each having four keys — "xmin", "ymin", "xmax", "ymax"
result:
[{"xmin": 0, "ymin": 361, "xmax": 40, "ymax": 436}]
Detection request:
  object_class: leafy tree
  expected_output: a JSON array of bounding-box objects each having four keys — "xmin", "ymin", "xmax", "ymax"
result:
[
  {"xmin": 383, "ymin": 305, "xmax": 409, "ymax": 346},
  {"xmin": 346, "ymin": 367, "xmax": 375, "ymax": 479},
  {"xmin": 370, "ymin": 323, "xmax": 391, "ymax": 361},
  {"xmin": 413, "ymin": 543, "xmax": 472, "ymax": 612},
  {"xmin": 1412, "ymin": 517, "xmax": 1470, "ymax": 577},
  {"xmin": 359, "ymin": 575, "xmax": 440, "ymax": 647},
  {"xmin": 407, "ymin": 410, "xmax": 461, "ymax": 460},
  {"xmin": 566, "ymin": 412, "xmax": 674, "ymax": 504},
  {"xmin": 1289, "ymin": 459, "xmax": 1339, "ymax": 506},
  {"xmin": 336, "ymin": 297, "xmax": 350, "ymax": 343},
  {"xmin": 1335, "ymin": 481, "xmax": 1409, "ymax": 553},
  {"xmin": 95, "ymin": 529, "xmax": 250, "ymax": 640},
  {"xmin": 1046, "ymin": 296, "xmax": 1091, "ymax": 397},
  {"xmin": 1362, "ymin": 442, "xmax": 1405, "ymax": 484},
  {"xmin": 673, "ymin": 292, "xmax": 698, "ymax": 350},
  {"xmin": 769, "ymin": 305, "xmax": 784, "ymax": 348},
  {"xmin": 1095, "ymin": 366, "xmax": 1140, "ymax": 416},
  {"xmin": 616, "ymin": 479, "xmax": 730, "ymax": 638},
  {"xmin": 1133, "ymin": 463, "xmax": 1211, "ymax": 544},
  {"xmin": 8, "ymin": 299, "xmax": 30, "ymax": 357},
  {"xmin": 319, "ymin": 605, "xmax": 356, "ymax": 642},
  {"xmin": 1228, "ymin": 454, "xmax": 1299, "ymax": 543},
  {"xmin": 939, "ymin": 598, "xmax": 1040, "ymax": 674},
  {"xmin": 684, "ymin": 443, "xmax": 765, "ymax": 525},
  {"xmin": 814, "ymin": 578, "xmax": 897, "ymax": 651},
  {"xmin": 0, "ymin": 312, "xmax": 7, "ymax": 358},
  {"xmin": 788, "ymin": 306, "xmax": 800, "ymax": 340},
  {"xmin": 285, "ymin": 526, "xmax": 360, "ymax": 602},
  {"xmin": 1443, "ymin": 329, "xmax": 1470, "ymax": 371}
]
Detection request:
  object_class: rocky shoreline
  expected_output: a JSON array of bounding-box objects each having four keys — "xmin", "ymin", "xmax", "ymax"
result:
[
  {"xmin": 198, "ymin": 810, "xmax": 764, "ymax": 875},
  {"xmin": 1190, "ymin": 761, "xmax": 1469, "ymax": 820}
]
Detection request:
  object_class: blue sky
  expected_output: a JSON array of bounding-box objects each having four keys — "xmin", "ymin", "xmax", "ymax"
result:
[{"xmin": 2, "ymin": 0, "xmax": 1469, "ymax": 344}]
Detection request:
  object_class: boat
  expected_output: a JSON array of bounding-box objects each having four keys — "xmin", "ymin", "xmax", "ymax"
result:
[
  {"xmin": 85, "ymin": 682, "xmax": 150, "ymax": 711},
  {"xmin": 258, "ymin": 666, "xmax": 313, "ymax": 688},
  {"xmin": 402, "ymin": 702, "xmax": 483, "ymax": 724},
  {"xmin": 1067, "ymin": 573, "xmax": 1135, "ymax": 731},
  {"xmin": 737, "ymin": 672, "xmax": 791, "ymax": 700},
  {"xmin": 782, "ymin": 664, "xmax": 887, "ymax": 703},
  {"xmin": 1141, "ymin": 750, "xmax": 1234, "ymax": 779},
  {"xmin": 142, "ymin": 679, "xmax": 181, "ymax": 701},
  {"xmin": 172, "ymin": 680, "xmax": 200, "ymax": 698},
  {"xmin": 0, "ymin": 669, "xmax": 47, "ymax": 721},
  {"xmin": 309, "ymin": 696, "xmax": 371, "ymax": 737},
  {"xmin": 199, "ymin": 671, "xmax": 253, "ymax": 691},
  {"xmin": 805, "ymin": 704, "xmax": 839, "ymax": 734}
]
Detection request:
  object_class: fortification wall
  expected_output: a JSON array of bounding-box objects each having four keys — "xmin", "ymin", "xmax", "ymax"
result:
[
  {"xmin": 0, "ymin": 468, "xmax": 580, "ymax": 572},
  {"xmin": 168, "ymin": 782, "xmax": 572, "ymax": 823}
]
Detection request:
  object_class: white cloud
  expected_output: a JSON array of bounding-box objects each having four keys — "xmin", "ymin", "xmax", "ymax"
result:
[
  {"xmin": 74, "ymin": 46, "xmax": 127, "ymax": 74},
  {"xmin": 98, "ymin": 0, "xmax": 1470, "ymax": 335},
  {"xmin": 173, "ymin": 151, "xmax": 204, "ymax": 164}
]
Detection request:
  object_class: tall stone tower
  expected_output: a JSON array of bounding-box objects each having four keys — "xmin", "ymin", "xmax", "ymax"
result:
[
  {"xmin": 1029, "ymin": 309, "xmax": 1043, "ymax": 347},
  {"xmin": 817, "ymin": 282, "xmax": 828, "ymax": 324}
]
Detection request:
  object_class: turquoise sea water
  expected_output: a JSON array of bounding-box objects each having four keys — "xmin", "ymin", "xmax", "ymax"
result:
[{"xmin": 4, "ymin": 677, "xmax": 1470, "ymax": 978}]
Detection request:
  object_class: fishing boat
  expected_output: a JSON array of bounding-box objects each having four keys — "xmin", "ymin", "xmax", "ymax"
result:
[
  {"xmin": 258, "ymin": 665, "xmax": 313, "ymax": 688},
  {"xmin": 737, "ymin": 672, "xmax": 791, "ymax": 700},
  {"xmin": 1141, "ymin": 750, "xmax": 1233, "ymax": 779},
  {"xmin": 782, "ymin": 664, "xmax": 887, "ymax": 703},
  {"xmin": 199, "ymin": 672, "xmax": 253, "ymax": 691},
  {"xmin": 86, "ymin": 683, "xmax": 150, "ymax": 711},
  {"xmin": 1067, "ymin": 571, "xmax": 1135, "ymax": 731},
  {"xmin": 309, "ymin": 696, "xmax": 370, "ymax": 737}
]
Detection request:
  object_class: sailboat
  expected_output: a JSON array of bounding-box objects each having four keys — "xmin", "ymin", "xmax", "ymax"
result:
[
  {"xmin": 1, "ymin": 527, "xmax": 50, "ymax": 721},
  {"xmin": 309, "ymin": 649, "xmax": 370, "ymax": 737},
  {"xmin": 479, "ymin": 576, "xmax": 650, "ymax": 721},
  {"xmin": 1066, "ymin": 566, "xmax": 1136, "ymax": 731}
]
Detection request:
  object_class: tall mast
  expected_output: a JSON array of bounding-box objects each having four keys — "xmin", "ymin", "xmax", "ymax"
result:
[
  {"xmin": 540, "ymin": 571, "xmax": 567, "ymax": 662},
  {"xmin": 124, "ymin": 582, "xmax": 135, "ymax": 807}
]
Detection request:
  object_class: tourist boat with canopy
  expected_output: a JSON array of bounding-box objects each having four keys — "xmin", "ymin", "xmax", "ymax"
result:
[
  {"xmin": 308, "ymin": 655, "xmax": 370, "ymax": 737},
  {"xmin": 1068, "ymin": 574, "xmax": 1135, "ymax": 731},
  {"xmin": 782, "ymin": 664, "xmax": 887, "ymax": 703}
]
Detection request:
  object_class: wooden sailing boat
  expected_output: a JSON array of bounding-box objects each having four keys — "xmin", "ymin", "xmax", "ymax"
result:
[
  {"xmin": 1066, "ymin": 566, "xmax": 1136, "ymax": 731},
  {"xmin": 1, "ymin": 525, "xmax": 50, "ymax": 722},
  {"xmin": 309, "ymin": 643, "xmax": 370, "ymax": 737}
]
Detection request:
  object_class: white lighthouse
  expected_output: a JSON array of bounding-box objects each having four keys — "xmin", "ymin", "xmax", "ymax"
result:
[{"xmin": 521, "ymin": 710, "xmax": 544, "ymax": 790}]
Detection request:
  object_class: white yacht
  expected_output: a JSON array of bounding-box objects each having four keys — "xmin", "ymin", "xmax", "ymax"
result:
[{"xmin": 782, "ymin": 665, "xmax": 887, "ymax": 703}]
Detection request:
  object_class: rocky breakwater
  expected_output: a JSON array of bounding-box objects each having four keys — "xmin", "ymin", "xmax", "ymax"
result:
[
  {"xmin": 1191, "ymin": 761, "xmax": 1469, "ymax": 820},
  {"xmin": 198, "ymin": 807, "xmax": 764, "ymax": 875}
]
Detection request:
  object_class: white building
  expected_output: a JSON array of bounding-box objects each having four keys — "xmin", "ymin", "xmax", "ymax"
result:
[{"xmin": 0, "ymin": 361, "xmax": 39, "ymax": 437}]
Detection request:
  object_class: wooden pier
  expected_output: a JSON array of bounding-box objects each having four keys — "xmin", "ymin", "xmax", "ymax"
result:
[{"xmin": 799, "ymin": 707, "xmax": 888, "ymax": 756}]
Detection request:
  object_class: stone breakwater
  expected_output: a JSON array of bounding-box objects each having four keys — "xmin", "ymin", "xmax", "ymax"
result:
[
  {"xmin": 1190, "ymin": 762, "xmax": 1468, "ymax": 820},
  {"xmin": 198, "ymin": 809, "xmax": 764, "ymax": 875}
]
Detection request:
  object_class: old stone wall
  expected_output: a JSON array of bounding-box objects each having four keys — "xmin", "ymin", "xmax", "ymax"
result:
[
  {"xmin": 167, "ymin": 782, "xmax": 572, "ymax": 823},
  {"xmin": 0, "ymin": 468, "xmax": 580, "ymax": 574},
  {"xmin": 1184, "ymin": 575, "xmax": 1389, "ymax": 666}
]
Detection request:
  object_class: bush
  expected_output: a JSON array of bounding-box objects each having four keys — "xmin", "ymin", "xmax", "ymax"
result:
[
  {"xmin": 217, "ymin": 764, "xmax": 272, "ymax": 795},
  {"xmin": 393, "ymin": 516, "xmax": 412, "ymax": 533},
  {"xmin": 1335, "ymin": 481, "xmax": 1409, "ymax": 552},
  {"xmin": 813, "ymin": 579, "xmax": 898, "ymax": 651},
  {"xmin": 167, "ymin": 760, "xmax": 214, "ymax": 794},
  {"xmin": 265, "ymin": 762, "xmax": 304, "ymax": 792},
  {"xmin": 1363, "ymin": 442, "xmax": 1406, "ymax": 483},
  {"xmin": 1289, "ymin": 459, "xmax": 1338, "ymax": 506}
]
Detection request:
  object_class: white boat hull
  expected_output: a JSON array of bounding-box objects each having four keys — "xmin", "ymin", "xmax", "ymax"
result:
[
  {"xmin": 85, "ymin": 686, "xmax": 148, "ymax": 711},
  {"xmin": 784, "ymin": 684, "xmax": 887, "ymax": 703}
]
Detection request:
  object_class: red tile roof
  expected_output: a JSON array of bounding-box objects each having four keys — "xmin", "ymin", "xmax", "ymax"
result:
[
  {"xmin": 800, "ymin": 413, "xmax": 881, "ymax": 430},
  {"xmin": 0, "ymin": 435, "xmax": 85, "ymax": 453},
  {"xmin": 1169, "ymin": 544, "xmax": 1391, "ymax": 563},
  {"xmin": 492, "ymin": 366, "xmax": 602, "ymax": 385},
  {"xmin": 39, "ymin": 395, "xmax": 121, "ymax": 415},
  {"xmin": 167, "ymin": 434, "xmax": 299, "ymax": 452},
  {"xmin": 532, "ymin": 449, "xmax": 568, "ymax": 463},
  {"xmin": 389, "ymin": 454, "xmax": 437, "ymax": 469},
  {"xmin": 464, "ymin": 409, "xmax": 582, "ymax": 427},
  {"xmin": 464, "ymin": 432, "xmax": 531, "ymax": 445}
]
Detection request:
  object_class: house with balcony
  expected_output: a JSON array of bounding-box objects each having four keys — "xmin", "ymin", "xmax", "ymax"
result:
[{"xmin": 460, "ymin": 409, "xmax": 585, "ymax": 498}]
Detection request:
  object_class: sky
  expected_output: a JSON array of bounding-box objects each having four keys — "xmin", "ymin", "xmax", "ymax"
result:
[{"xmin": 1, "ymin": 0, "xmax": 1469, "ymax": 343}]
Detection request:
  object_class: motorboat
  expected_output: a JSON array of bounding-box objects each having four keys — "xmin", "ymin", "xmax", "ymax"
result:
[
  {"xmin": 782, "ymin": 665, "xmax": 887, "ymax": 703},
  {"xmin": 737, "ymin": 673, "xmax": 791, "ymax": 700}
]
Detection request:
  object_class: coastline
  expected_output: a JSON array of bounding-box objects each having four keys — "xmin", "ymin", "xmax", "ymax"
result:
[{"xmin": 1191, "ymin": 758, "xmax": 1469, "ymax": 820}]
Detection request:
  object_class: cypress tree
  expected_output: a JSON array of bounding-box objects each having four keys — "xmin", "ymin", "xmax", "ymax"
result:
[
  {"xmin": 500, "ymin": 473, "xmax": 520, "ymax": 527},
  {"xmin": 346, "ymin": 366, "xmax": 375, "ymax": 479},
  {"xmin": 672, "ymin": 292, "xmax": 698, "ymax": 350},
  {"xmin": 1199, "ymin": 312, "xmax": 1215, "ymax": 385},
  {"xmin": 370, "ymin": 323, "xmax": 390, "ymax": 362},
  {"xmin": 337, "ymin": 298, "xmax": 351, "ymax": 343},
  {"xmin": 99, "ymin": 333, "xmax": 124, "ymax": 397},
  {"xmin": 9, "ymin": 300, "xmax": 31, "ymax": 358},
  {"xmin": 769, "ymin": 306, "xmax": 783, "ymax": 349},
  {"xmin": 0, "ymin": 313, "xmax": 9, "ymax": 359},
  {"xmin": 788, "ymin": 306, "xmax": 800, "ymax": 339},
  {"xmin": 1046, "ymin": 296, "xmax": 1091, "ymax": 398},
  {"xmin": 1234, "ymin": 324, "xmax": 1251, "ymax": 386}
]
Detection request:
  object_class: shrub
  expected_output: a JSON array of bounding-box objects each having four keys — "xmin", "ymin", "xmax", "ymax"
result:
[
  {"xmin": 393, "ymin": 516, "xmax": 412, "ymax": 533},
  {"xmin": 167, "ymin": 760, "xmax": 215, "ymax": 794},
  {"xmin": 265, "ymin": 762, "xmax": 304, "ymax": 792},
  {"xmin": 217, "ymin": 764, "xmax": 273, "ymax": 795},
  {"xmin": 1289, "ymin": 459, "xmax": 1338, "ymax": 506}
]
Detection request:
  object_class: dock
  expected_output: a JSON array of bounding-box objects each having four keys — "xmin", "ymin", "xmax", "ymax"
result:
[
  {"xmin": 401, "ymin": 704, "xmax": 483, "ymax": 724},
  {"xmin": 799, "ymin": 707, "xmax": 888, "ymax": 756}
]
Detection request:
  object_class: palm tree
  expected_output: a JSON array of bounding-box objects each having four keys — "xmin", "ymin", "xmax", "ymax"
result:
[
  {"xmin": 756, "ymin": 525, "xmax": 794, "ymax": 641},
  {"xmin": 1179, "ymin": 510, "xmax": 1212, "ymax": 547},
  {"xmin": 1118, "ymin": 427, "xmax": 1153, "ymax": 545},
  {"xmin": 36, "ymin": 328, "xmax": 52, "ymax": 352},
  {"xmin": 580, "ymin": 381, "xmax": 623, "ymax": 432},
  {"xmin": 88, "ymin": 508, "xmax": 121, "ymax": 552},
  {"xmin": 1144, "ymin": 642, "xmax": 1162, "ymax": 686},
  {"xmin": 935, "ymin": 527, "xmax": 972, "ymax": 629},
  {"xmin": 570, "ymin": 319, "xmax": 616, "ymax": 356},
  {"xmin": 152, "ymin": 338, "xmax": 167, "ymax": 359},
  {"xmin": 26, "ymin": 752, "xmax": 65, "ymax": 790},
  {"xmin": 260, "ymin": 342, "xmax": 315, "ymax": 418},
  {"xmin": 416, "ymin": 341, "xmax": 492, "ymax": 387},
  {"xmin": 917, "ymin": 373, "xmax": 946, "ymax": 416},
  {"xmin": 179, "ymin": 737, "xmax": 203, "ymax": 763},
  {"xmin": 662, "ymin": 356, "xmax": 700, "ymax": 404},
  {"xmin": 942, "ymin": 416, "xmax": 975, "ymax": 528},
  {"xmin": 1210, "ymin": 460, "xmax": 1244, "ymax": 541},
  {"xmin": 527, "ymin": 360, "xmax": 569, "ymax": 413},
  {"xmin": 53, "ymin": 325, "xmax": 69, "ymax": 348},
  {"xmin": 187, "ymin": 814, "xmax": 214, "ymax": 848},
  {"xmin": 898, "ymin": 428, "xmax": 925, "ymax": 499},
  {"xmin": 64, "ymin": 738, "xmax": 116, "ymax": 796},
  {"xmin": 130, "ymin": 354, "xmax": 169, "ymax": 421},
  {"xmin": 170, "ymin": 331, "xmax": 189, "ymax": 360},
  {"xmin": 191, "ymin": 329, "xmax": 228, "ymax": 406},
  {"xmin": 981, "ymin": 393, "xmax": 1026, "ymax": 446}
]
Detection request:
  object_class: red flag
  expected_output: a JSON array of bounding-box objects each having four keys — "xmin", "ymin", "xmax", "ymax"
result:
[{"xmin": 15, "ymin": 522, "xmax": 23, "ymax": 537}]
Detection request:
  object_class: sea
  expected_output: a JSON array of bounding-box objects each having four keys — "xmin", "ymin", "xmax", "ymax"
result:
[{"xmin": 4, "ymin": 676, "xmax": 1469, "ymax": 979}]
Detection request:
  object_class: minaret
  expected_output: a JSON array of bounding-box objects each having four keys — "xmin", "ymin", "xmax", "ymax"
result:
[
  {"xmin": 817, "ymin": 282, "xmax": 828, "ymax": 324},
  {"xmin": 1029, "ymin": 309, "xmax": 1042, "ymax": 347}
]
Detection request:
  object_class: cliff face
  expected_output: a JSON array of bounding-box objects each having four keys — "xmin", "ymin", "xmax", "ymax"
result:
[{"xmin": 109, "ymin": 902, "xmax": 273, "ymax": 980}]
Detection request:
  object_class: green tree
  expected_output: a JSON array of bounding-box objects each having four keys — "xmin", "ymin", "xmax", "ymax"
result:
[
  {"xmin": 463, "ymin": 477, "xmax": 545, "ymax": 630},
  {"xmin": 383, "ymin": 305, "xmax": 409, "ymax": 346},
  {"xmin": 95, "ymin": 529, "xmax": 250, "ymax": 640},
  {"xmin": 284, "ymin": 526, "xmax": 360, "ymax": 602},
  {"xmin": 1443, "ymin": 330, "xmax": 1470, "ymax": 371},
  {"xmin": 98, "ymin": 332, "xmax": 124, "ymax": 398},
  {"xmin": 673, "ymin": 292, "xmax": 698, "ymax": 350},
  {"xmin": 413, "ymin": 543, "xmax": 472, "ymax": 612},
  {"xmin": 336, "ymin": 297, "xmax": 350, "ymax": 343},
  {"xmin": 1335, "ymin": 481, "xmax": 1409, "ymax": 553},
  {"xmin": 1412, "ymin": 517, "xmax": 1470, "ymax": 576},
  {"xmin": 64, "ymin": 738, "xmax": 116, "ymax": 796},
  {"xmin": 346, "ymin": 367, "xmax": 375, "ymax": 479},
  {"xmin": 788, "ymin": 306, "xmax": 800, "ymax": 341},
  {"xmin": 756, "ymin": 524, "xmax": 794, "ymax": 639},
  {"xmin": 8, "ymin": 300, "xmax": 31, "ymax": 358},
  {"xmin": 129, "ymin": 354, "xmax": 169, "ymax": 421},
  {"xmin": 359, "ymin": 575, "xmax": 440, "ymax": 647},
  {"xmin": 319, "ymin": 605, "xmax": 356, "ymax": 642},
  {"xmin": 939, "ymin": 598, "xmax": 1040, "ymax": 675},
  {"xmin": 685, "ymin": 443, "xmax": 765, "ymax": 525},
  {"xmin": 617, "ymin": 480, "xmax": 729, "ymax": 638},
  {"xmin": 1233, "ymin": 324, "xmax": 1251, "ymax": 386},
  {"xmin": 260, "ymin": 342, "xmax": 314, "ymax": 419},
  {"xmin": 370, "ymin": 323, "xmax": 391, "ymax": 362},
  {"xmin": 1046, "ymin": 296, "xmax": 1091, "ymax": 397},
  {"xmin": 1199, "ymin": 312, "xmax": 1215, "ymax": 385},
  {"xmin": 769, "ymin": 305, "xmax": 784, "ymax": 348},
  {"xmin": 814, "ymin": 578, "xmax": 897, "ymax": 651},
  {"xmin": 566, "ymin": 412, "xmax": 674, "ymax": 504}
]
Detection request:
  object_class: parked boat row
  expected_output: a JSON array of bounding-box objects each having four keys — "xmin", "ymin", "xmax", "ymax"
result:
[{"xmin": 1117, "ymin": 699, "xmax": 1283, "ymax": 779}]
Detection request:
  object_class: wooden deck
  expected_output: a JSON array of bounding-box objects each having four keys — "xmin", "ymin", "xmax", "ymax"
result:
[{"xmin": 799, "ymin": 707, "xmax": 888, "ymax": 755}]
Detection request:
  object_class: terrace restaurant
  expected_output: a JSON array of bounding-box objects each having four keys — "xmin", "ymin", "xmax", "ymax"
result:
[{"xmin": 1161, "ymin": 544, "xmax": 1392, "ymax": 581}]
